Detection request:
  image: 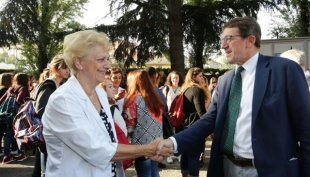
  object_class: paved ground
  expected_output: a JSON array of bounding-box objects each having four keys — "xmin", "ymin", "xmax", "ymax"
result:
[{"xmin": 0, "ymin": 138, "xmax": 212, "ymax": 177}]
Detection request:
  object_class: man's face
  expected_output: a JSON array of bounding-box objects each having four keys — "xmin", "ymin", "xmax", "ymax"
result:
[{"xmin": 221, "ymin": 27, "xmax": 248, "ymax": 65}]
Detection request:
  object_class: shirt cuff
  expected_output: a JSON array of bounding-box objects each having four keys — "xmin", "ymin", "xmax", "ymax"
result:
[{"xmin": 169, "ymin": 137, "xmax": 178, "ymax": 154}]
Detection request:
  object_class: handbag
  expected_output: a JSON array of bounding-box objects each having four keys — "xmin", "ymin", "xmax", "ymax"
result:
[{"xmin": 13, "ymin": 98, "xmax": 44, "ymax": 150}]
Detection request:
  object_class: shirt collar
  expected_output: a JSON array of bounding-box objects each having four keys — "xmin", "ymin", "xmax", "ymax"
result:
[{"xmin": 235, "ymin": 52, "xmax": 259, "ymax": 74}]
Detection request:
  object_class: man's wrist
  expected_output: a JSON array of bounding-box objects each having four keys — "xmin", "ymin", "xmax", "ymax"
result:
[{"xmin": 169, "ymin": 137, "xmax": 178, "ymax": 153}]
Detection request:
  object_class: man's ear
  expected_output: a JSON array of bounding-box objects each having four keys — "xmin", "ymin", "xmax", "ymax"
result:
[{"xmin": 246, "ymin": 35, "xmax": 256, "ymax": 47}]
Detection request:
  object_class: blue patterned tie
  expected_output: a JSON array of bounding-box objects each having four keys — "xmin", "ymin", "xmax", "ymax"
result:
[{"xmin": 221, "ymin": 66, "xmax": 244, "ymax": 155}]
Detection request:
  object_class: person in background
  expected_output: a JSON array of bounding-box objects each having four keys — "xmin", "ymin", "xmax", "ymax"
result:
[
  {"xmin": 0, "ymin": 73, "xmax": 12, "ymax": 154},
  {"xmin": 42, "ymin": 30, "xmax": 171, "ymax": 177},
  {"xmin": 157, "ymin": 16, "xmax": 310, "ymax": 177},
  {"xmin": 32, "ymin": 54, "xmax": 70, "ymax": 177},
  {"xmin": 198, "ymin": 75, "xmax": 212, "ymax": 167},
  {"xmin": 0, "ymin": 73, "xmax": 29, "ymax": 164},
  {"xmin": 28, "ymin": 75, "xmax": 35, "ymax": 93},
  {"xmin": 208, "ymin": 77, "xmax": 217, "ymax": 96},
  {"xmin": 123, "ymin": 70, "xmax": 164, "ymax": 177},
  {"xmin": 106, "ymin": 67, "xmax": 126, "ymax": 113},
  {"xmin": 157, "ymin": 70, "xmax": 167, "ymax": 88},
  {"xmin": 176, "ymin": 67, "xmax": 209, "ymax": 177},
  {"xmin": 280, "ymin": 49, "xmax": 310, "ymax": 91},
  {"xmin": 162, "ymin": 70, "xmax": 184, "ymax": 164},
  {"xmin": 99, "ymin": 78, "xmax": 127, "ymax": 136},
  {"xmin": 144, "ymin": 66, "xmax": 168, "ymax": 169},
  {"xmin": 200, "ymin": 76, "xmax": 211, "ymax": 110},
  {"xmin": 162, "ymin": 71, "xmax": 184, "ymax": 111}
]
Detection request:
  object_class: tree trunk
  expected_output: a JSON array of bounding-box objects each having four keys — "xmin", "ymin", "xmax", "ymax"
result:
[
  {"xmin": 168, "ymin": 0, "xmax": 185, "ymax": 76},
  {"xmin": 194, "ymin": 25, "xmax": 205, "ymax": 68},
  {"xmin": 298, "ymin": 0, "xmax": 310, "ymax": 36}
]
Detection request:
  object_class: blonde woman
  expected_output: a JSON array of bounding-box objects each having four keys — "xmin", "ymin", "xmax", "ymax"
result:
[
  {"xmin": 177, "ymin": 67, "xmax": 210, "ymax": 177},
  {"xmin": 32, "ymin": 54, "xmax": 70, "ymax": 177},
  {"xmin": 42, "ymin": 30, "xmax": 170, "ymax": 177}
]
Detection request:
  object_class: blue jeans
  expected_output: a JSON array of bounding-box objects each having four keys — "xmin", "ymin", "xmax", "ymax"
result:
[
  {"xmin": 180, "ymin": 139, "xmax": 205, "ymax": 177},
  {"xmin": 135, "ymin": 157, "xmax": 159, "ymax": 177},
  {"xmin": 3, "ymin": 124, "xmax": 14, "ymax": 156},
  {"xmin": 4, "ymin": 124, "xmax": 24, "ymax": 157}
]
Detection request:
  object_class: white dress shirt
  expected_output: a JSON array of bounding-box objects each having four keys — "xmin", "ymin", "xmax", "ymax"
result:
[{"xmin": 233, "ymin": 52, "xmax": 258, "ymax": 159}]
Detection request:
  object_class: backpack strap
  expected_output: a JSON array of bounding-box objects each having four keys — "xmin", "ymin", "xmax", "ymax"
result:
[
  {"xmin": 8, "ymin": 86, "xmax": 24, "ymax": 97},
  {"xmin": 165, "ymin": 86, "xmax": 170, "ymax": 99},
  {"xmin": 32, "ymin": 80, "xmax": 57, "ymax": 101},
  {"xmin": 181, "ymin": 87, "xmax": 190, "ymax": 95}
]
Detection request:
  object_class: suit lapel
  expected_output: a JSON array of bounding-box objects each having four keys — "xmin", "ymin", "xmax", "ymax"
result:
[{"xmin": 252, "ymin": 54, "xmax": 270, "ymax": 123}]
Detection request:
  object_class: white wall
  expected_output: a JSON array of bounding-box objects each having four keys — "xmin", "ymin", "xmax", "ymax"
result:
[{"xmin": 260, "ymin": 38, "xmax": 310, "ymax": 69}]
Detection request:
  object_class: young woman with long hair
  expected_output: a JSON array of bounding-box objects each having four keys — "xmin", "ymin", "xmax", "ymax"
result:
[
  {"xmin": 123, "ymin": 70, "xmax": 164, "ymax": 177},
  {"xmin": 178, "ymin": 67, "xmax": 211, "ymax": 177},
  {"xmin": 0, "ymin": 73, "xmax": 29, "ymax": 164},
  {"xmin": 32, "ymin": 54, "xmax": 70, "ymax": 177}
]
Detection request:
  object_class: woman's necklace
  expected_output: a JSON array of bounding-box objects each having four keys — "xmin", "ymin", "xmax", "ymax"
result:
[
  {"xmin": 89, "ymin": 92, "xmax": 98, "ymax": 105},
  {"xmin": 172, "ymin": 86, "xmax": 178, "ymax": 94}
]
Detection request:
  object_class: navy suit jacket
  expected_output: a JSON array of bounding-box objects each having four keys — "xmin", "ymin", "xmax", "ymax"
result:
[{"xmin": 174, "ymin": 54, "xmax": 310, "ymax": 177}]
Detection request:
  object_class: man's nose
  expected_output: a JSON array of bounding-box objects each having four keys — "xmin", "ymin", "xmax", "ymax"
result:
[{"xmin": 221, "ymin": 42, "xmax": 228, "ymax": 49}]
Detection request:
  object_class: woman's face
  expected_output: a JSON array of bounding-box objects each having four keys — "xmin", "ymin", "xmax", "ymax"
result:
[
  {"xmin": 111, "ymin": 73, "xmax": 122, "ymax": 88},
  {"xmin": 55, "ymin": 66, "xmax": 70, "ymax": 79},
  {"xmin": 200, "ymin": 77, "xmax": 206, "ymax": 87},
  {"xmin": 171, "ymin": 73, "xmax": 179, "ymax": 86},
  {"xmin": 193, "ymin": 72, "xmax": 204, "ymax": 83},
  {"xmin": 80, "ymin": 45, "xmax": 111, "ymax": 84},
  {"xmin": 211, "ymin": 79, "xmax": 217, "ymax": 89},
  {"xmin": 105, "ymin": 80, "xmax": 117, "ymax": 99}
]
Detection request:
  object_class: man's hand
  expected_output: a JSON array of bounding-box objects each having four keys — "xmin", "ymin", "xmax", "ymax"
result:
[
  {"xmin": 148, "ymin": 138, "xmax": 164, "ymax": 161},
  {"xmin": 156, "ymin": 138, "xmax": 174, "ymax": 157}
]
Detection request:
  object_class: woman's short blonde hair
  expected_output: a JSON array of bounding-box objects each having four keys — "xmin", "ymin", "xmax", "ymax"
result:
[{"xmin": 63, "ymin": 30, "xmax": 111, "ymax": 75}]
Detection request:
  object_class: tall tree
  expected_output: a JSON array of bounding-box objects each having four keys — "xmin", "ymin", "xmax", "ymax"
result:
[
  {"xmin": 0, "ymin": 0, "xmax": 87, "ymax": 77},
  {"xmin": 101, "ymin": 0, "xmax": 278, "ymax": 74}
]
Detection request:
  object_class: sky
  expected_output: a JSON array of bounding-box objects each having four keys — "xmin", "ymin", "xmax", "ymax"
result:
[{"xmin": 78, "ymin": 0, "xmax": 278, "ymax": 40}]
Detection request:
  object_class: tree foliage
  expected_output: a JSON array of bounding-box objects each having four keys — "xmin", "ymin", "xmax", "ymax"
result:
[
  {"xmin": 268, "ymin": 0, "xmax": 310, "ymax": 38},
  {"xmin": 0, "ymin": 0, "xmax": 88, "ymax": 77},
  {"xmin": 99, "ymin": 0, "xmax": 277, "ymax": 75}
]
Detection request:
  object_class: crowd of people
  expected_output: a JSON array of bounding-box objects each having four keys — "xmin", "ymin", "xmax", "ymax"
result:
[{"xmin": 1, "ymin": 16, "xmax": 310, "ymax": 177}]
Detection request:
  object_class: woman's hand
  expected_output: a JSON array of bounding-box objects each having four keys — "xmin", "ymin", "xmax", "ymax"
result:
[{"xmin": 115, "ymin": 89, "xmax": 126, "ymax": 100}]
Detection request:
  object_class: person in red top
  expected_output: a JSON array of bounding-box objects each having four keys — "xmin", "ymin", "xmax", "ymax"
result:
[{"xmin": 0, "ymin": 73, "xmax": 30, "ymax": 164}]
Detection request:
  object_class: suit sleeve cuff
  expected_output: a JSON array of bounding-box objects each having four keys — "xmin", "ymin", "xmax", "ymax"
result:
[{"xmin": 169, "ymin": 137, "xmax": 178, "ymax": 154}]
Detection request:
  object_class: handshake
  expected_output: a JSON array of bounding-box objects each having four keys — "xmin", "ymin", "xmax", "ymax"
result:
[{"xmin": 147, "ymin": 137, "xmax": 175, "ymax": 162}]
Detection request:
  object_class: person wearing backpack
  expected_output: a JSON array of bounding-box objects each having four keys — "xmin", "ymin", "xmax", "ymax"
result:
[
  {"xmin": 0, "ymin": 73, "xmax": 13, "ymax": 154},
  {"xmin": 162, "ymin": 71, "xmax": 184, "ymax": 164},
  {"xmin": 32, "ymin": 54, "xmax": 70, "ymax": 177},
  {"xmin": 176, "ymin": 67, "xmax": 210, "ymax": 177},
  {"xmin": 0, "ymin": 73, "xmax": 29, "ymax": 164}
]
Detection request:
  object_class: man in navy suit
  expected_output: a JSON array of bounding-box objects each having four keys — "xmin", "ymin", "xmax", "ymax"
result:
[{"xmin": 157, "ymin": 16, "xmax": 310, "ymax": 177}]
